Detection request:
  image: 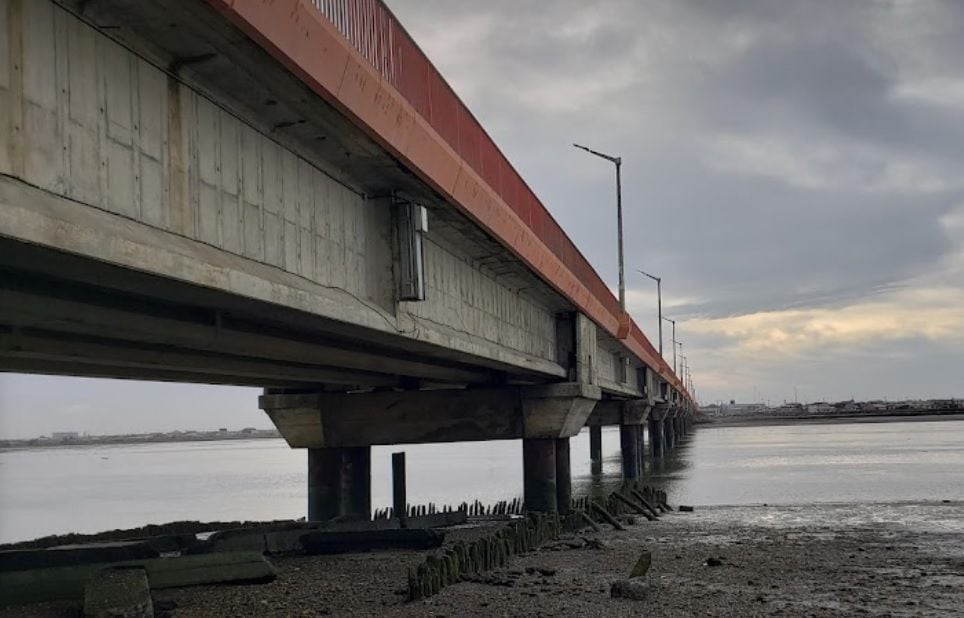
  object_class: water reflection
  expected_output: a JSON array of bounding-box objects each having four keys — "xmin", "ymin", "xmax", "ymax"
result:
[
  {"xmin": 1, "ymin": 419, "xmax": 962, "ymax": 543},
  {"xmin": 572, "ymin": 426, "xmax": 695, "ymax": 501}
]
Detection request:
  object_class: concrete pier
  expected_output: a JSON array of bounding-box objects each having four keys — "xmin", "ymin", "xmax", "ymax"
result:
[
  {"xmin": 649, "ymin": 417, "xmax": 664, "ymax": 460},
  {"xmin": 619, "ymin": 424, "xmax": 641, "ymax": 480},
  {"xmin": 589, "ymin": 426, "xmax": 602, "ymax": 463},
  {"xmin": 555, "ymin": 438, "xmax": 572, "ymax": 514},
  {"xmin": 308, "ymin": 447, "xmax": 371, "ymax": 521},
  {"xmin": 665, "ymin": 415, "xmax": 676, "ymax": 451},
  {"xmin": 523, "ymin": 438, "xmax": 558, "ymax": 512},
  {"xmin": 589, "ymin": 425, "xmax": 602, "ymax": 474}
]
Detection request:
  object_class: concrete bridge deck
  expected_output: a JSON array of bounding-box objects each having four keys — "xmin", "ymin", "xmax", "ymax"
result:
[{"xmin": 0, "ymin": 0, "xmax": 695, "ymax": 518}]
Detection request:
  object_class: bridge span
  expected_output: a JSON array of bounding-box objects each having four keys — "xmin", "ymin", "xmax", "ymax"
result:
[{"xmin": 0, "ymin": 0, "xmax": 695, "ymax": 518}]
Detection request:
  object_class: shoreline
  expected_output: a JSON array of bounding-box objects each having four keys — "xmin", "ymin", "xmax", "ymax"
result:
[
  {"xmin": 5, "ymin": 500, "xmax": 961, "ymax": 617},
  {"xmin": 699, "ymin": 411, "xmax": 964, "ymax": 428},
  {"xmin": 0, "ymin": 434, "xmax": 282, "ymax": 453}
]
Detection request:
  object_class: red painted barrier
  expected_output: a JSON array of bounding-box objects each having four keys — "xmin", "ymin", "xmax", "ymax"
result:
[{"xmin": 210, "ymin": 0, "xmax": 691, "ymax": 403}]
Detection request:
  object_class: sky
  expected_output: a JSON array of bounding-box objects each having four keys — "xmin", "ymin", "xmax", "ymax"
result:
[{"xmin": 2, "ymin": 0, "xmax": 963, "ymax": 437}]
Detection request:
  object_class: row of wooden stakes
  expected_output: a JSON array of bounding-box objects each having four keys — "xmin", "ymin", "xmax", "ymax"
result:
[
  {"xmin": 374, "ymin": 484, "xmax": 669, "ymax": 523},
  {"xmin": 408, "ymin": 511, "xmax": 564, "ymax": 601},
  {"xmin": 406, "ymin": 482, "xmax": 672, "ymax": 601},
  {"xmin": 371, "ymin": 498, "xmax": 527, "ymax": 521}
]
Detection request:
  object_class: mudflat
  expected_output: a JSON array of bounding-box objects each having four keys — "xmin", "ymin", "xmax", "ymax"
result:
[{"xmin": 7, "ymin": 501, "xmax": 962, "ymax": 617}]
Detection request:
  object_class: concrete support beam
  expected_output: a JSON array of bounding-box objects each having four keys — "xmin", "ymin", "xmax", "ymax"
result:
[
  {"xmin": 261, "ymin": 383, "xmax": 600, "ymax": 448},
  {"xmin": 307, "ymin": 446, "xmax": 371, "ymax": 521},
  {"xmin": 586, "ymin": 397, "xmax": 651, "ymax": 427},
  {"xmin": 523, "ymin": 438, "xmax": 557, "ymax": 513}
]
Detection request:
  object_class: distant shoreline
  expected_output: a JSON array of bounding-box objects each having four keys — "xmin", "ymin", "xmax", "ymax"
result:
[
  {"xmin": 0, "ymin": 431, "xmax": 281, "ymax": 452},
  {"xmin": 700, "ymin": 410, "xmax": 964, "ymax": 428}
]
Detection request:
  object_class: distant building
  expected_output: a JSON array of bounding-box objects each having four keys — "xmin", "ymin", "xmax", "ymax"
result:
[
  {"xmin": 807, "ymin": 402, "xmax": 834, "ymax": 414},
  {"xmin": 219, "ymin": 428, "xmax": 228, "ymax": 433},
  {"xmin": 51, "ymin": 431, "xmax": 79, "ymax": 440}
]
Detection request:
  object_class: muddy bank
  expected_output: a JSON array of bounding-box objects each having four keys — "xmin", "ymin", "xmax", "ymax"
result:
[{"xmin": 6, "ymin": 501, "xmax": 962, "ymax": 617}]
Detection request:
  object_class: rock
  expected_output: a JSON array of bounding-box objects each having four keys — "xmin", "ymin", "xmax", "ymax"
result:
[
  {"xmin": 679, "ymin": 505, "xmax": 695, "ymax": 512},
  {"xmin": 610, "ymin": 578, "xmax": 649, "ymax": 601},
  {"xmin": 629, "ymin": 550, "xmax": 652, "ymax": 578},
  {"xmin": 584, "ymin": 538, "xmax": 609, "ymax": 550},
  {"xmin": 83, "ymin": 567, "xmax": 153, "ymax": 618},
  {"xmin": 705, "ymin": 557, "xmax": 724, "ymax": 567}
]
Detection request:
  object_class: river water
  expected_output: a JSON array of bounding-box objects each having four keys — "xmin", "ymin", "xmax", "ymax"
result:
[{"xmin": 1, "ymin": 418, "xmax": 962, "ymax": 544}]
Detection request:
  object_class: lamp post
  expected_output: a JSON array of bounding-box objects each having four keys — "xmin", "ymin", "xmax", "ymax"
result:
[
  {"xmin": 638, "ymin": 269, "xmax": 662, "ymax": 356},
  {"xmin": 573, "ymin": 143, "xmax": 624, "ymax": 311},
  {"xmin": 662, "ymin": 316, "xmax": 677, "ymax": 374}
]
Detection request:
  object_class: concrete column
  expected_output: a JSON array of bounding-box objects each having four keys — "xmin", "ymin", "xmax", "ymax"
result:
[
  {"xmin": 340, "ymin": 446, "xmax": 371, "ymax": 520},
  {"xmin": 590, "ymin": 425, "xmax": 603, "ymax": 475},
  {"xmin": 665, "ymin": 417, "xmax": 675, "ymax": 451},
  {"xmin": 306, "ymin": 446, "xmax": 371, "ymax": 522},
  {"xmin": 619, "ymin": 424, "xmax": 641, "ymax": 480},
  {"xmin": 589, "ymin": 425, "xmax": 602, "ymax": 463},
  {"xmin": 555, "ymin": 438, "xmax": 571, "ymax": 514},
  {"xmin": 637, "ymin": 426, "xmax": 646, "ymax": 474},
  {"xmin": 649, "ymin": 417, "xmax": 663, "ymax": 459},
  {"xmin": 523, "ymin": 438, "xmax": 557, "ymax": 512},
  {"xmin": 307, "ymin": 448, "xmax": 342, "ymax": 522}
]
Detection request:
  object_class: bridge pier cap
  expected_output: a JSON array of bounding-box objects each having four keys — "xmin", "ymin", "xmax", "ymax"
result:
[{"xmin": 260, "ymin": 383, "xmax": 601, "ymax": 448}]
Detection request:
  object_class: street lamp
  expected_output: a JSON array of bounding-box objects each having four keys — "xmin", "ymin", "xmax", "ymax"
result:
[
  {"xmin": 637, "ymin": 269, "xmax": 662, "ymax": 356},
  {"xmin": 679, "ymin": 354, "xmax": 686, "ymax": 388},
  {"xmin": 662, "ymin": 316, "xmax": 677, "ymax": 374},
  {"xmin": 573, "ymin": 143, "xmax": 624, "ymax": 311}
]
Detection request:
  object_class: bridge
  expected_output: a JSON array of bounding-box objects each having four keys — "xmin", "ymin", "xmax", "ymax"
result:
[{"xmin": 0, "ymin": 0, "xmax": 695, "ymax": 519}]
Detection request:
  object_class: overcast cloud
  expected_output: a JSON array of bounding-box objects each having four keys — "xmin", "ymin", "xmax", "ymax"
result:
[{"xmin": 1, "ymin": 0, "xmax": 962, "ymax": 437}]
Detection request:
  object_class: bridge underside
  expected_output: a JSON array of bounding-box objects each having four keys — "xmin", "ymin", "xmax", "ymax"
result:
[
  {"xmin": 0, "ymin": 236, "xmax": 550, "ymax": 390},
  {"xmin": 0, "ymin": 0, "xmax": 696, "ymax": 520}
]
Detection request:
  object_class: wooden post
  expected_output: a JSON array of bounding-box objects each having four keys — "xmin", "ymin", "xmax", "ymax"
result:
[{"xmin": 392, "ymin": 452, "xmax": 407, "ymax": 529}]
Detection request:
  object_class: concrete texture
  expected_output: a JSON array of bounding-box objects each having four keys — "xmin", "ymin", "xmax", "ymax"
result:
[{"xmin": 0, "ymin": 0, "xmax": 571, "ymax": 385}]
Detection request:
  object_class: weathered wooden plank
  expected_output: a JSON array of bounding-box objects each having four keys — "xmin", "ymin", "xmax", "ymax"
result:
[
  {"xmin": 300, "ymin": 529, "xmax": 445, "ymax": 555},
  {"xmin": 0, "ymin": 541, "xmax": 159, "ymax": 573},
  {"xmin": 0, "ymin": 551, "xmax": 275, "ymax": 607}
]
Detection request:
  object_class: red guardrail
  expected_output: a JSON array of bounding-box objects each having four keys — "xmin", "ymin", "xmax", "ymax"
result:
[
  {"xmin": 305, "ymin": 0, "xmax": 685, "ymax": 399},
  {"xmin": 309, "ymin": 0, "xmax": 622, "ymax": 321}
]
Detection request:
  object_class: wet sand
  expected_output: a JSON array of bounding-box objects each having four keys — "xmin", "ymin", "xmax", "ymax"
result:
[{"xmin": 8, "ymin": 501, "xmax": 962, "ymax": 617}]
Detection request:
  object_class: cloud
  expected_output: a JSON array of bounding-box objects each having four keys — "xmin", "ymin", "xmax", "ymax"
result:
[
  {"xmin": 386, "ymin": 0, "xmax": 964, "ymax": 402},
  {"xmin": 686, "ymin": 285, "xmax": 964, "ymax": 358},
  {"xmin": 5, "ymin": 0, "xmax": 963, "ymax": 435}
]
